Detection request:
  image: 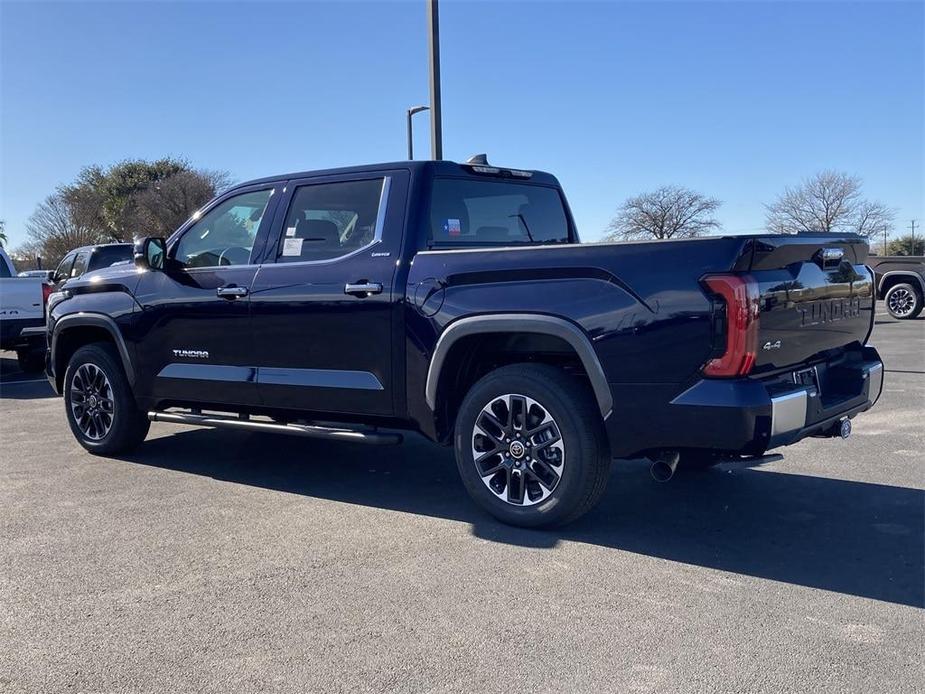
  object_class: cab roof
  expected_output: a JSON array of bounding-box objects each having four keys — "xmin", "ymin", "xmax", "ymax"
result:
[{"xmin": 233, "ymin": 160, "xmax": 562, "ymax": 191}]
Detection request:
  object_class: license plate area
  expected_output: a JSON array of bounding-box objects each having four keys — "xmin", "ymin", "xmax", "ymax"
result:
[{"xmin": 793, "ymin": 366, "xmax": 820, "ymax": 394}]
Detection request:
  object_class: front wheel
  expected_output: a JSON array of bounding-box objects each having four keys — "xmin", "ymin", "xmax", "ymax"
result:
[
  {"xmin": 884, "ymin": 283, "xmax": 923, "ymax": 320},
  {"xmin": 454, "ymin": 364, "xmax": 611, "ymax": 528},
  {"xmin": 63, "ymin": 343, "xmax": 149, "ymax": 455}
]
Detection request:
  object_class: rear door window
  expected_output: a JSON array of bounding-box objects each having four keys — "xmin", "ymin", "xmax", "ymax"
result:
[
  {"xmin": 429, "ymin": 178, "xmax": 572, "ymax": 247},
  {"xmin": 90, "ymin": 245, "xmax": 132, "ymax": 271},
  {"xmin": 274, "ymin": 178, "xmax": 387, "ymax": 263}
]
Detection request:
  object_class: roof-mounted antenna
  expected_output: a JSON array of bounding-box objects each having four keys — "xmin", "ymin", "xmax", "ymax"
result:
[{"xmin": 465, "ymin": 154, "xmax": 490, "ymax": 166}]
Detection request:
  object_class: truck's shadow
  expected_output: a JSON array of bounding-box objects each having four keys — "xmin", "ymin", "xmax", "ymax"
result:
[{"xmin": 121, "ymin": 428, "xmax": 924, "ymax": 609}]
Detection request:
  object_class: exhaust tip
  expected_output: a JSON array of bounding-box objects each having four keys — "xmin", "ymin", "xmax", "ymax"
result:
[
  {"xmin": 838, "ymin": 418, "xmax": 852, "ymax": 439},
  {"xmin": 650, "ymin": 451, "xmax": 680, "ymax": 482}
]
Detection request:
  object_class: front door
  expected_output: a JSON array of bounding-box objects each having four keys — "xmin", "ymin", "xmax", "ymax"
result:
[
  {"xmin": 133, "ymin": 185, "xmax": 280, "ymax": 407},
  {"xmin": 249, "ymin": 171, "xmax": 408, "ymax": 417}
]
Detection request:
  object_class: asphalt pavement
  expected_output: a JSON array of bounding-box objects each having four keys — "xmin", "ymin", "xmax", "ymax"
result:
[{"xmin": 1, "ymin": 312, "xmax": 922, "ymax": 693}]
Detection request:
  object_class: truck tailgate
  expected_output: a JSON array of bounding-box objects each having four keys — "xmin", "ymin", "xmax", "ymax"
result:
[{"xmin": 737, "ymin": 235, "xmax": 874, "ymax": 373}]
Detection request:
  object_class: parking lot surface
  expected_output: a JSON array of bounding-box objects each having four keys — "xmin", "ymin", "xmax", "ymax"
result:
[{"xmin": 1, "ymin": 312, "xmax": 922, "ymax": 693}]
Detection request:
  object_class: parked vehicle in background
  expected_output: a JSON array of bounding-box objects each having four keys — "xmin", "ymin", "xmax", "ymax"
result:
[
  {"xmin": 869, "ymin": 255, "xmax": 925, "ymax": 319},
  {"xmin": 18, "ymin": 269, "xmax": 55, "ymax": 281},
  {"xmin": 51, "ymin": 243, "xmax": 133, "ymax": 289},
  {"xmin": 46, "ymin": 158, "xmax": 884, "ymax": 527},
  {"xmin": 0, "ymin": 247, "xmax": 51, "ymax": 371}
]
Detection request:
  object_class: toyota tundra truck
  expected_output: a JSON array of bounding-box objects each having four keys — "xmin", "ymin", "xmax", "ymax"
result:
[{"xmin": 45, "ymin": 158, "xmax": 884, "ymax": 527}]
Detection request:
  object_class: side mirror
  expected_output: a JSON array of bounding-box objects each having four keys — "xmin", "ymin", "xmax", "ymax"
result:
[{"xmin": 134, "ymin": 237, "xmax": 167, "ymax": 271}]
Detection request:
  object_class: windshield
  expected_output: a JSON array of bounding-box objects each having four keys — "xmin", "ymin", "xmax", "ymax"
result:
[{"xmin": 429, "ymin": 178, "xmax": 573, "ymax": 247}]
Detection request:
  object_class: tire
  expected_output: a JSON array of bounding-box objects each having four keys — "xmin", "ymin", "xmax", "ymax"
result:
[
  {"xmin": 16, "ymin": 348, "xmax": 45, "ymax": 373},
  {"xmin": 63, "ymin": 342, "xmax": 149, "ymax": 455},
  {"xmin": 454, "ymin": 363, "xmax": 611, "ymax": 528},
  {"xmin": 884, "ymin": 283, "xmax": 923, "ymax": 320}
]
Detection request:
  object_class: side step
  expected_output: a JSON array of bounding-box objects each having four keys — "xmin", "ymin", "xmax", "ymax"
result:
[{"xmin": 148, "ymin": 410, "xmax": 403, "ymax": 445}]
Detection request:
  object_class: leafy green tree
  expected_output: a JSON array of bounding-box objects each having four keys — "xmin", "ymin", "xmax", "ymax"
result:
[
  {"xmin": 886, "ymin": 234, "xmax": 924, "ymax": 256},
  {"xmin": 21, "ymin": 158, "xmax": 232, "ymax": 266},
  {"xmin": 62, "ymin": 158, "xmax": 230, "ymax": 241}
]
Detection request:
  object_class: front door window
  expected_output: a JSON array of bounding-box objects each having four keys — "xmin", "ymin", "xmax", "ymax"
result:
[{"xmin": 174, "ymin": 189, "xmax": 273, "ymax": 268}]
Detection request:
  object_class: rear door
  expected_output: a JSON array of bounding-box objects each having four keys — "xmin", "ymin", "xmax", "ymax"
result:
[
  {"xmin": 133, "ymin": 184, "xmax": 280, "ymax": 407},
  {"xmin": 249, "ymin": 170, "xmax": 409, "ymax": 417}
]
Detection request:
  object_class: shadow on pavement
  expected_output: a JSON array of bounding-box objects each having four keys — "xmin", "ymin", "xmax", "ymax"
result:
[
  {"xmin": 120, "ymin": 427, "xmax": 924, "ymax": 608},
  {"xmin": 0, "ymin": 355, "xmax": 55, "ymax": 400}
]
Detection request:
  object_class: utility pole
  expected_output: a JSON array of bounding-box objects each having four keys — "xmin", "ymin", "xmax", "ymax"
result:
[
  {"xmin": 910, "ymin": 219, "xmax": 918, "ymax": 255},
  {"xmin": 426, "ymin": 0, "xmax": 443, "ymax": 160}
]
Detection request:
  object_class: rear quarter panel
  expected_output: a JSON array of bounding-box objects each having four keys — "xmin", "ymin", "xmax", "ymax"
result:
[{"xmin": 404, "ymin": 237, "xmax": 748, "ymax": 434}]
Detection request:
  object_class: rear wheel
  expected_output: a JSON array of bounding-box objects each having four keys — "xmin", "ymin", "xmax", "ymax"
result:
[
  {"xmin": 454, "ymin": 364, "xmax": 611, "ymax": 528},
  {"xmin": 63, "ymin": 343, "xmax": 149, "ymax": 455},
  {"xmin": 884, "ymin": 283, "xmax": 922, "ymax": 319}
]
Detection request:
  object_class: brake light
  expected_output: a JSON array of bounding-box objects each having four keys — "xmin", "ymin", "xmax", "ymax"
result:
[
  {"xmin": 701, "ymin": 274, "xmax": 760, "ymax": 377},
  {"xmin": 41, "ymin": 282, "xmax": 53, "ymax": 310}
]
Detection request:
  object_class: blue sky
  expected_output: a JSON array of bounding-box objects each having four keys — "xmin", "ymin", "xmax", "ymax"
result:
[{"xmin": 1, "ymin": 0, "xmax": 922, "ymax": 248}]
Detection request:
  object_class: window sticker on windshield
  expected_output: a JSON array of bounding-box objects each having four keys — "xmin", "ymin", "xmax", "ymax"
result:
[
  {"xmin": 285, "ymin": 226, "xmax": 297, "ymax": 237},
  {"xmin": 282, "ymin": 238, "xmax": 303, "ymax": 256},
  {"xmin": 444, "ymin": 218, "xmax": 461, "ymax": 236}
]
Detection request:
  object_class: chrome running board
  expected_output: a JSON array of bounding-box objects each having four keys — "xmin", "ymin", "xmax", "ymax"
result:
[{"xmin": 148, "ymin": 410, "xmax": 403, "ymax": 445}]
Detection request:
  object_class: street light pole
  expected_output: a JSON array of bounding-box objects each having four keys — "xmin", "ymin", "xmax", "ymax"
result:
[
  {"xmin": 407, "ymin": 105, "xmax": 430, "ymax": 160},
  {"xmin": 426, "ymin": 0, "xmax": 443, "ymax": 160}
]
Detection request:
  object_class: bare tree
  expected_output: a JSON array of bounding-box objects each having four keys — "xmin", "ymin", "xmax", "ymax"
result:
[
  {"xmin": 605, "ymin": 186, "xmax": 722, "ymax": 241},
  {"xmin": 0, "ymin": 220, "xmax": 7, "ymax": 248},
  {"xmin": 765, "ymin": 170, "xmax": 895, "ymax": 236},
  {"xmin": 133, "ymin": 169, "xmax": 232, "ymax": 237},
  {"xmin": 24, "ymin": 193, "xmax": 104, "ymax": 267}
]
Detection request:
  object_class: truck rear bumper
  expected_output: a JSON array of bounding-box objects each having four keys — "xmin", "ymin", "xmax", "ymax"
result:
[{"xmin": 605, "ymin": 346, "xmax": 883, "ymax": 458}]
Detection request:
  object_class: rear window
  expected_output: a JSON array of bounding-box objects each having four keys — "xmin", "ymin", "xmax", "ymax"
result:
[
  {"xmin": 429, "ymin": 178, "xmax": 572, "ymax": 247},
  {"xmin": 90, "ymin": 245, "xmax": 132, "ymax": 271}
]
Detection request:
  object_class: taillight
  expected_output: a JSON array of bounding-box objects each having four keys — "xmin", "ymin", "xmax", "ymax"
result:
[
  {"xmin": 701, "ymin": 274, "xmax": 760, "ymax": 377},
  {"xmin": 41, "ymin": 282, "xmax": 53, "ymax": 311}
]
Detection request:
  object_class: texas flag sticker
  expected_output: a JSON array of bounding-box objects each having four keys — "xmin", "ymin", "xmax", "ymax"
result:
[{"xmin": 445, "ymin": 218, "xmax": 461, "ymax": 236}]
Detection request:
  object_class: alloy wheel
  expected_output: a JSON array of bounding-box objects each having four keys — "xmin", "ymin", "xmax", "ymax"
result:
[
  {"xmin": 471, "ymin": 394, "xmax": 566, "ymax": 506},
  {"xmin": 70, "ymin": 363, "xmax": 115, "ymax": 440},
  {"xmin": 887, "ymin": 287, "xmax": 916, "ymax": 317}
]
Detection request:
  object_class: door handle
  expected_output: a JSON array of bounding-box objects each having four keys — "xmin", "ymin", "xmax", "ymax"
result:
[
  {"xmin": 344, "ymin": 281, "xmax": 383, "ymax": 297},
  {"xmin": 216, "ymin": 285, "xmax": 249, "ymax": 299}
]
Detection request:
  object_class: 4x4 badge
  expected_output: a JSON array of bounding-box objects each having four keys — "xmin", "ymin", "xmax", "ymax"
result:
[{"xmin": 762, "ymin": 340, "xmax": 782, "ymax": 351}]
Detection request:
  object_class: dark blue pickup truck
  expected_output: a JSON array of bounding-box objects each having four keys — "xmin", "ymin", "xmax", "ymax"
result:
[{"xmin": 45, "ymin": 158, "xmax": 884, "ymax": 527}]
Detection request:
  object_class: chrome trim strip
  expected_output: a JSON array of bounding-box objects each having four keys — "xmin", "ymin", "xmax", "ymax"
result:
[
  {"xmin": 259, "ymin": 367, "xmax": 383, "ymax": 391},
  {"xmin": 373, "ymin": 176, "xmax": 391, "ymax": 244},
  {"xmin": 770, "ymin": 388, "xmax": 809, "ymax": 439},
  {"xmin": 156, "ymin": 364, "xmax": 383, "ymax": 391},
  {"xmin": 158, "ymin": 364, "xmax": 257, "ymax": 383},
  {"xmin": 865, "ymin": 362, "xmax": 884, "ymax": 405}
]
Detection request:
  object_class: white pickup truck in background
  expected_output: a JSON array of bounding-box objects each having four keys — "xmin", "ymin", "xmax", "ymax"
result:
[{"xmin": 0, "ymin": 247, "xmax": 50, "ymax": 372}]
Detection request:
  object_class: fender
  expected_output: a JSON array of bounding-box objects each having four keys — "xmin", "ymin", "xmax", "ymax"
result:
[
  {"xmin": 877, "ymin": 270, "xmax": 925, "ymax": 296},
  {"xmin": 51, "ymin": 313, "xmax": 136, "ymax": 385},
  {"xmin": 425, "ymin": 313, "xmax": 614, "ymax": 418}
]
